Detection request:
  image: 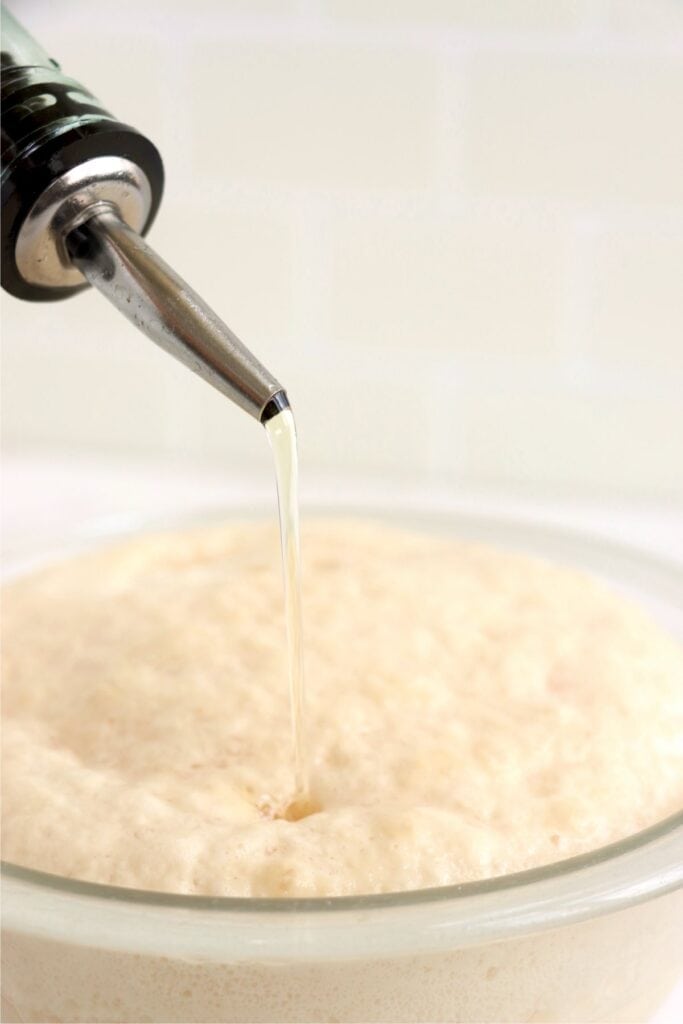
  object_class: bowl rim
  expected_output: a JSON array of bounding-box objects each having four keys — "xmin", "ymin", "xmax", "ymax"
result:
[
  {"xmin": 2, "ymin": 502, "xmax": 682, "ymax": 958},
  {"xmin": 3, "ymin": 808, "xmax": 682, "ymax": 913},
  {"xmin": 3, "ymin": 810, "xmax": 681, "ymax": 959}
]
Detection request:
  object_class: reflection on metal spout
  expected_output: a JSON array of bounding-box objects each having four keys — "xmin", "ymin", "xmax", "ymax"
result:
[
  {"xmin": 262, "ymin": 390, "xmax": 290, "ymax": 423},
  {"xmin": 67, "ymin": 210, "xmax": 284, "ymax": 421}
]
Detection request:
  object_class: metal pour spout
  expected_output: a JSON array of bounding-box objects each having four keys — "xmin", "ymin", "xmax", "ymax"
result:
[{"xmin": 67, "ymin": 209, "xmax": 287, "ymax": 423}]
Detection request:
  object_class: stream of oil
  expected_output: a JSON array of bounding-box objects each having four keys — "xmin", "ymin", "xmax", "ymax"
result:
[{"xmin": 265, "ymin": 408, "xmax": 309, "ymax": 811}]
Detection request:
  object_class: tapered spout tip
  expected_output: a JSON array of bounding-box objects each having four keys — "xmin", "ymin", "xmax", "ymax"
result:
[
  {"xmin": 261, "ymin": 389, "xmax": 290, "ymax": 424},
  {"xmin": 68, "ymin": 211, "xmax": 286, "ymax": 423}
]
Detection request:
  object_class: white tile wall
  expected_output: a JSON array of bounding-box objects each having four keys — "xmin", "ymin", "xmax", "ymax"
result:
[
  {"xmin": 190, "ymin": 43, "xmax": 437, "ymax": 190},
  {"xmin": 325, "ymin": 207, "xmax": 563, "ymax": 355},
  {"xmin": 2, "ymin": 0, "xmax": 682, "ymax": 498},
  {"xmin": 325, "ymin": 1, "xmax": 591, "ymax": 32},
  {"xmin": 434, "ymin": 382, "xmax": 683, "ymax": 494},
  {"xmin": 461, "ymin": 54, "xmax": 683, "ymax": 205},
  {"xmin": 584, "ymin": 227, "xmax": 683, "ymax": 373}
]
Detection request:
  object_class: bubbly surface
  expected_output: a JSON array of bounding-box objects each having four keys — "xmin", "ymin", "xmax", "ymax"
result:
[{"xmin": 2, "ymin": 520, "xmax": 682, "ymax": 896}]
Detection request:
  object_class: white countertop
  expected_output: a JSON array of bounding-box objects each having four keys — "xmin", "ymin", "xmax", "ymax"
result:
[{"xmin": 2, "ymin": 452, "xmax": 681, "ymax": 1022}]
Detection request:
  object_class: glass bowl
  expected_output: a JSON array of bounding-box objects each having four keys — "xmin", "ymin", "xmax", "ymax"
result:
[{"xmin": 2, "ymin": 501, "xmax": 682, "ymax": 1024}]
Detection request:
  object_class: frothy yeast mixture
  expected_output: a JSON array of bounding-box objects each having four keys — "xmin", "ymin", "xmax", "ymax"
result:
[{"xmin": 2, "ymin": 520, "xmax": 682, "ymax": 897}]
